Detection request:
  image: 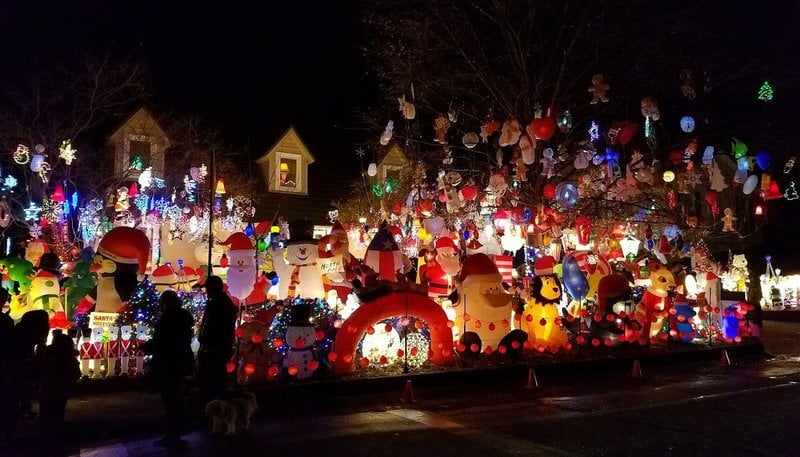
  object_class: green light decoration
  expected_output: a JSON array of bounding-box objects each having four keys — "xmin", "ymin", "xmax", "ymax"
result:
[
  {"xmin": 372, "ymin": 183, "xmax": 384, "ymax": 197},
  {"xmin": 757, "ymin": 81, "xmax": 774, "ymax": 102},
  {"xmin": 257, "ymin": 238, "xmax": 268, "ymax": 252},
  {"xmin": 731, "ymin": 137, "xmax": 748, "ymax": 159},
  {"xmin": 130, "ymin": 156, "xmax": 144, "ymax": 171}
]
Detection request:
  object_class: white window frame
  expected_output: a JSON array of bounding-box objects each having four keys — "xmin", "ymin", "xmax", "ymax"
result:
[
  {"xmin": 271, "ymin": 152, "xmax": 305, "ymax": 194},
  {"xmin": 122, "ymin": 134, "xmax": 159, "ymax": 176}
]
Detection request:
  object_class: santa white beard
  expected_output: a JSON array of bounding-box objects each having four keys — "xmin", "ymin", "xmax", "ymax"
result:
[{"xmin": 227, "ymin": 266, "xmax": 256, "ymax": 300}]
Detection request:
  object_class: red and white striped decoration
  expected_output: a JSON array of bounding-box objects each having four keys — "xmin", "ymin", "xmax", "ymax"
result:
[{"xmin": 491, "ymin": 255, "xmax": 514, "ymax": 285}]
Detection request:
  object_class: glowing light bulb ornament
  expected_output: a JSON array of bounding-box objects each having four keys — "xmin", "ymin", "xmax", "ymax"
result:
[{"xmin": 13, "ymin": 145, "xmax": 30, "ymax": 165}]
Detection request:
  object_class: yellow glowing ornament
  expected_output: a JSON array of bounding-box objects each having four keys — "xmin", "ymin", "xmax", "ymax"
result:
[
  {"xmin": 215, "ymin": 179, "xmax": 226, "ymax": 195},
  {"xmin": 662, "ymin": 171, "xmax": 675, "ymax": 182},
  {"xmin": 59, "ymin": 140, "xmax": 77, "ymax": 165}
]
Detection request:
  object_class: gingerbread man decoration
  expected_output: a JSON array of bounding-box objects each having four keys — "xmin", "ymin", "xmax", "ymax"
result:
[
  {"xmin": 589, "ymin": 74, "xmax": 610, "ymax": 104},
  {"xmin": 721, "ymin": 207, "xmax": 736, "ymax": 232}
]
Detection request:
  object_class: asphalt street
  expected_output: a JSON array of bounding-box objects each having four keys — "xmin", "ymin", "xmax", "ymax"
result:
[{"xmin": 13, "ymin": 320, "xmax": 800, "ymax": 457}]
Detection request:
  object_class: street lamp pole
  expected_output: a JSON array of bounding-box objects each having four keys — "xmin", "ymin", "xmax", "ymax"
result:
[{"xmin": 207, "ymin": 148, "xmax": 215, "ymax": 272}]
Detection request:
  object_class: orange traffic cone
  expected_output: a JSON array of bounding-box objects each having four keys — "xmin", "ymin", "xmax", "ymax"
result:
[
  {"xmin": 631, "ymin": 359, "xmax": 642, "ymax": 378},
  {"xmin": 401, "ymin": 379, "xmax": 415, "ymax": 403},
  {"xmin": 720, "ymin": 349, "xmax": 731, "ymax": 366},
  {"xmin": 524, "ymin": 368, "xmax": 539, "ymax": 389}
]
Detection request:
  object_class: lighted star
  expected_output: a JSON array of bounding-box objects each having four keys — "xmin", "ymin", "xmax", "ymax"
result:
[
  {"xmin": 59, "ymin": 140, "xmax": 77, "ymax": 165},
  {"xmin": 23, "ymin": 202, "xmax": 41, "ymax": 222},
  {"xmin": 355, "ymin": 147, "xmax": 365, "ymax": 158}
]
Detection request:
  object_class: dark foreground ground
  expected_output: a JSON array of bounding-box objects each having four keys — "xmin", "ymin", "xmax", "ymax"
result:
[{"xmin": 9, "ymin": 320, "xmax": 800, "ymax": 456}]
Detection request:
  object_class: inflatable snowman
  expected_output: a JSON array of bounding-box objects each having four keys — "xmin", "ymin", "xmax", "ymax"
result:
[
  {"xmin": 271, "ymin": 219, "xmax": 324, "ymax": 299},
  {"xmin": 283, "ymin": 302, "xmax": 317, "ymax": 379}
]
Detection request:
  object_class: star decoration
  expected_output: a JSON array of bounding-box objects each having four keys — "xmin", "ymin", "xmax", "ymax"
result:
[
  {"xmin": 355, "ymin": 147, "xmax": 365, "ymax": 158},
  {"xmin": 382, "ymin": 240, "xmax": 395, "ymax": 250},
  {"xmin": 24, "ymin": 202, "xmax": 42, "ymax": 222},
  {"xmin": 59, "ymin": 140, "xmax": 77, "ymax": 165}
]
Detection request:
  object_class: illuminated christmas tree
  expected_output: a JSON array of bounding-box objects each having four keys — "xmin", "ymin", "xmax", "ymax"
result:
[{"xmin": 757, "ymin": 81, "xmax": 774, "ymax": 102}]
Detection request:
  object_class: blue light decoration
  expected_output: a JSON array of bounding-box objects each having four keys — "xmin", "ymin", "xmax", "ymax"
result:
[
  {"xmin": 244, "ymin": 224, "xmax": 254, "ymax": 237},
  {"xmin": 2, "ymin": 175, "xmax": 18, "ymax": 191},
  {"xmin": 588, "ymin": 121, "xmax": 600, "ymax": 142},
  {"xmin": 756, "ymin": 150, "xmax": 771, "ymax": 171},
  {"xmin": 721, "ymin": 305, "xmax": 740, "ymax": 340},
  {"xmin": 562, "ymin": 255, "xmax": 589, "ymax": 300},
  {"xmin": 71, "ymin": 192, "xmax": 79, "ymax": 210},
  {"xmin": 134, "ymin": 194, "xmax": 149, "ymax": 212}
]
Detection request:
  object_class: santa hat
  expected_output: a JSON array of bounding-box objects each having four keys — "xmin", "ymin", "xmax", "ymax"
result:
[
  {"xmin": 330, "ymin": 220, "xmax": 346, "ymax": 236},
  {"xmin": 222, "ymin": 232, "xmax": 254, "ymax": 252},
  {"xmin": 33, "ymin": 270, "xmax": 58, "ymax": 280},
  {"xmin": 435, "ymin": 236, "xmax": 460, "ymax": 252},
  {"xmin": 97, "ymin": 227, "xmax": 151, "ymax": 279},
  {"xmin": 151, "ymin": 264, "xmax": 178, "ymax": 285},
  {"xmin": 534, "ymin": 256, "xmax": 557, "ymax": 276},
  {"xmin": 459, "ymin": 253, "xmax": 501, "ymax": 283}
]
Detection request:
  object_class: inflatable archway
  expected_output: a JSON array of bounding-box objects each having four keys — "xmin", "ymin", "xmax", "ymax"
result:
[{"xmin": 332, "ymin": 292, "xmax": 455, "ymax": 375}]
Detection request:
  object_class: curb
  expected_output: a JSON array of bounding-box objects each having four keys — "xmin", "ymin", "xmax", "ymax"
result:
[{"xmin": 763, "ymin": 310, "xmax": 800, "ymax": 323}]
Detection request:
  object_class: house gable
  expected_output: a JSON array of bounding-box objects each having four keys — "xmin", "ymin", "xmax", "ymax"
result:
[
  {"xmin": 255, "ymin": 126, "xmax": 316, "ymax": 195},
  {"xmin": 108, "ymin": 107, "xmax": 171, "ymax": 178}
]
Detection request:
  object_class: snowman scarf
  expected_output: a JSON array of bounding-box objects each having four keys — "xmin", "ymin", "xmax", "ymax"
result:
[{"xmin": 287, "ymin": 263, "xmax": 316, "ymax": 298}]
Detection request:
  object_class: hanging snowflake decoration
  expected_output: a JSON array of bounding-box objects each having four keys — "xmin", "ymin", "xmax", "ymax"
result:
[
  {"xmin": 184, "ymin": 175, "xmax": 197, "ymax": 202},
  {"xmin": 588, "ymin": 121, "xmax": 600, "ymax": 142},
  {"xmin": 153, "ymin": 177, "xmax": 166, "ymax": 188},
  {"xmin": 28, "ymin": 223, "xmax": 42, "ymax": 239},
  {"xmin": 226, "ymin": 197, "xmax": 234, "ymax": 212},
  {"xmin": 166, "ymin": 205, "xmax": 183, "ymax": 221},
  {"xmin": 58, "ymin": 140, "xmax": 77, "ymax": 165},
  {"xmin": 134, "ymin": 194, "xmax": 150, "ymax": 212},
  {"xmin": 2, "ymin": 175, "xmax": 18, "ymax": 191},
  {"xmin": 41, "ymin": 197, "xmax": 63, "ymax": 224},
  {"xmin": 198, "ymin": 164, "xmax": 208, "ymax": 183}
]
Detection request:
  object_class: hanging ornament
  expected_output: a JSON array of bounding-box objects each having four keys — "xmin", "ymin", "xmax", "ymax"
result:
[
  {"xmin": 588, "ymin": 74, "xmax": 610, "ymax": 104},
  {"xmin": 763, "ymin": 181, "xmax": 783, "ymax": 200},
  {"xmin": 784, "ymin": 182, "xmax": 798, "ymax": 201},
  {"xmin": 2, "ymin": 175, "xmax": 18, "ymax": 190},
  {"xmin": 731, "ymin": 138, "xmax": 748, "ymax": 159},
  {"xmin": 641, "ymin": 97, "xmax": 661, "ymax": 121},
  {"xmin": 30, "ymin": 153, "xmax": 46, "ymax": 172},
  {"xmin": 480, "ymin": 120, "xmax": 501, "ymax": 143},
  {"xmin": 754, "ymin": 204, "xmax": 764, "ymax": 216},
  {"xmin": 784, "ymin": 156, "xmax": 796, "ymax": 174},
  {"xmin": 462, "ymin": 132, "xmax": 479, "ymax": 149},
  {"xmin": 398, "ymin": 94, "xmax": 416, "ymax": 120},
  {"xmin": 558, "ymin": 110, "xmax": 573, "ymax": 132},
  {"xmin": 13, "ymin": 144, "xmax": 30, "ymax": 164},
  {"xmin": 757, "ymin": 81, "xmax": 774, "ymax": 102},
  {"xmin": 215, "ymin": 179, "xmax": 226, "ymax": 195},
  {"xmin": 380, "ymin": 120, "xmax": 394, "ymax": 146},
  {"xmin": 138, "ymin": 167, "xmax": 153, "ymax": 190},
  {"xmin": 702, "ymin": 146, "xmax": 715, "ymax": 165},
  {"xmin": 588, "ymin": 121, "xmax": 600, "ymax": 142},
  {"xmin": 679, "ymin": 116, "xmax": 695, "ymax": 133},
  {"xmin": 367, "ymin": 163, "xmax": 377, "ymax": 177},
  {"xmin": 52, "ymin": 183, "xmax": 66, "ymax": 202},
  {"xmin": 433, "ymin": 115, "xmax": 450, "ymax": 144},
  {"xmin": 23, "ymin": 202, "xmax": 42, "ymax": 222},
  {"xmin": 755, "ymin": 150, "xmax": 771, "ymax": 171},
  {"xmin": 742, "ymin": 175, "xmax": 759, "ymax": 195},
  {"xmin": 663, "ymin": 171, "xmax": 675, "ymax": 183},
  {"xmin": 58, "ymin": 140, "xmax": 77, "ymax": 165},
  {"xmin": 679, "ymin": 69, "xmax": 697, "ymax": 100}
]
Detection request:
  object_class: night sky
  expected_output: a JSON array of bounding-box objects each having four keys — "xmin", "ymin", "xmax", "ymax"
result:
[{"xmin": 0, "ymin": 0, "xmax": 372, "ymax": 156}]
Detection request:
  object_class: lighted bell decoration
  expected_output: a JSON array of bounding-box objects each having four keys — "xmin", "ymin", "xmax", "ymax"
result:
[
  {"xmin": 51, "ymin": 183, "xmax": 66, "ymax": 203},
  {"xmin": 763, "ymin": 180, "xmax": 782, "ymax": 200},
  {"xmin": 219, "ymin": 253, "xmax": 229, "ymax": 268},
  {"xmin": 754, "ymin": 204, "xmax": 764, "ymax": 216},
  {"xmin": 128, "ymin": 182, "xmax": 138, "ymax": 198},
  {"xmin": 367, "ymin": 163, "xmax": 378, "ymax": 177},
  {"xmin": 620, "ymin": 235, "xmax": 641, "ymax": 261},
  {"xmin": 215, "ymin": 179, "xmax": 226, "ymax": 195}
]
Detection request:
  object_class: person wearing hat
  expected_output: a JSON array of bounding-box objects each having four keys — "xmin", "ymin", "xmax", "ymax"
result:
[{"xmin": 197, "ymin": 276, "xmax": 236, "ymax": 406}]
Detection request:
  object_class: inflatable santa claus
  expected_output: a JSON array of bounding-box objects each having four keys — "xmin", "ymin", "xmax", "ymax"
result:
[{"xmin": 221, "ymin": 232, "xmax": 256, "ymax": 302}]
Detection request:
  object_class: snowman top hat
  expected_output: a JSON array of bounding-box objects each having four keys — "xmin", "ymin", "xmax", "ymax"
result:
[{"xmin": 287, "ymin": 219, "xmax": 317, "ymax": 245}]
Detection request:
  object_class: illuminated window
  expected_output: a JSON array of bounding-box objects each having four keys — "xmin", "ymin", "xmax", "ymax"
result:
[{"xmin": 279, "ymin": 157, "xmax": 298, "ymax": 189}]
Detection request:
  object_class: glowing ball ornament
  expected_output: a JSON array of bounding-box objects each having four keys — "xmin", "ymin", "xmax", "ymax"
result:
[
  {"xmin": 679, "ymin": 116, "xmax": 695, "ymax": 133},
  {"xmin": 361, "ymin": 326, "xmax": 402, "ymax": 365},
  {"xmin": 662, "ymin": 171, "xmax": 675, "ymax": 182}
]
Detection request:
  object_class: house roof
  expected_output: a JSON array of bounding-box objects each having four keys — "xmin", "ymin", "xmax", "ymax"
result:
[
  {"xmin": 107, "ymin": 107, "xmax": 171, "ymax": 148},
  {"xmin": 255, "ymin": 125, "xmax": 315, "ymax": 165},
  {"xmin": 253, "ymin": 124, "xmax": 360, "ymax": 226}
]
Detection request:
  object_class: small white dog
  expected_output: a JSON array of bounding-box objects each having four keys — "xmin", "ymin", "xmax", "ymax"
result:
[{"xmin": 205, "ymin": 391, "xmax": 259, "ymax": 435}]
